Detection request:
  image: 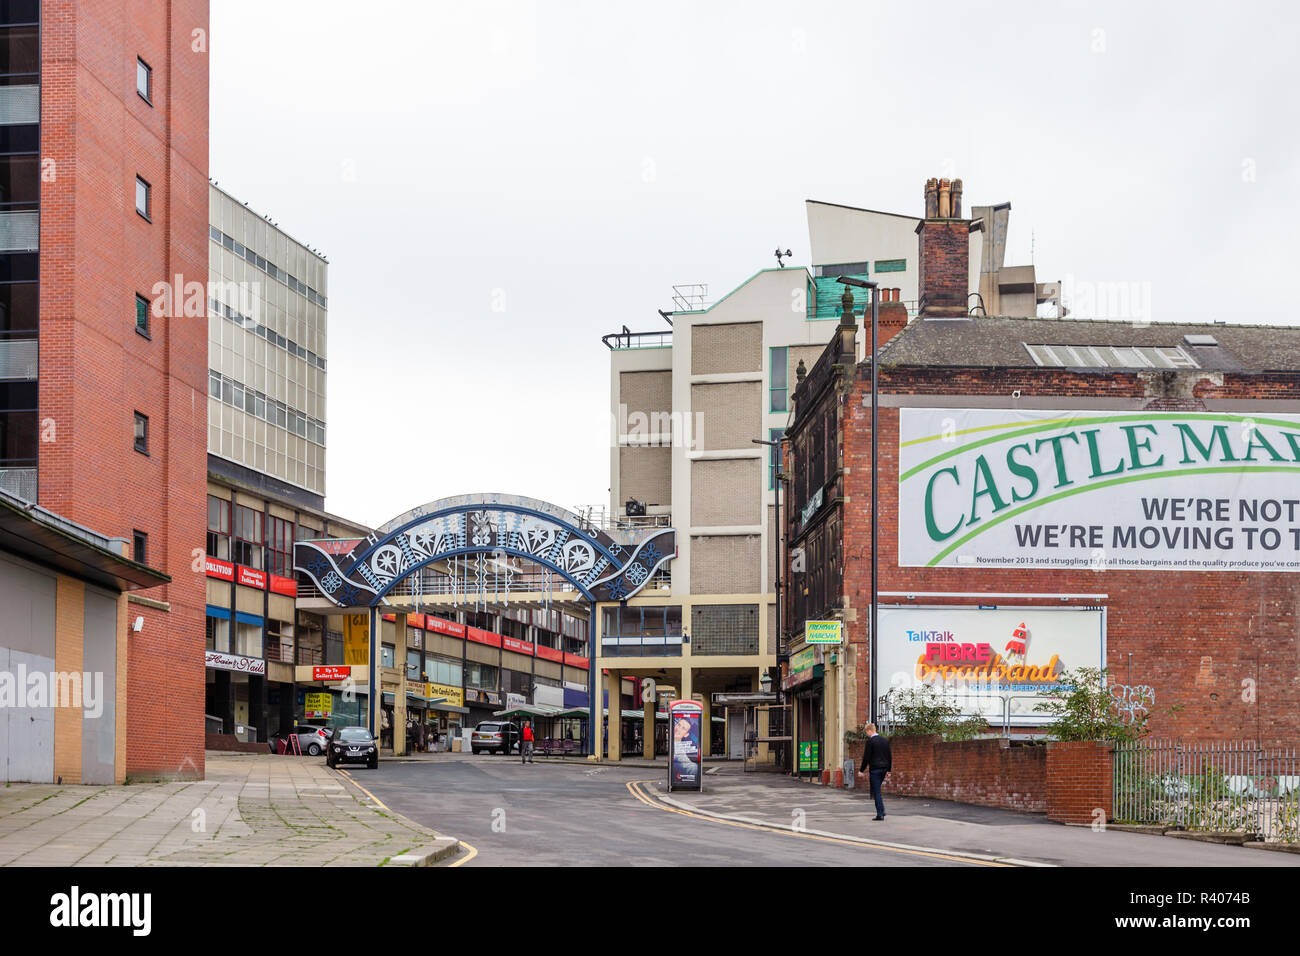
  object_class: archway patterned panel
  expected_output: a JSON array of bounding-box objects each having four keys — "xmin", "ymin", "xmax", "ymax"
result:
[{"xmin": 294, "ymin": 494, "xmax": 675, "ymax": 607}]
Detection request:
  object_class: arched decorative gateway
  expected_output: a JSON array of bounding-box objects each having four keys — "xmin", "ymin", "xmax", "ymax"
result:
[{"xmin": 293, "ymin": 494, "xmax": 676, "ymax": 754}]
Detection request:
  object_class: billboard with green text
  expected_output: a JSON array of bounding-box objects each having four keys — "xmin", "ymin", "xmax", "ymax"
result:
[{"xmin": 899, "ymin": 408, "xmax": 1300, "ymax": 572}]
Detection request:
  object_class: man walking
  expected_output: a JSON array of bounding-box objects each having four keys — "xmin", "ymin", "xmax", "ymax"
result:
[
  {"xmin": 521, "ymin": 720, "xmax": 535, "ymax": 765},
  {"xmin": 855, "ymin": 723, "xmax": 892, "ymax": 820}
]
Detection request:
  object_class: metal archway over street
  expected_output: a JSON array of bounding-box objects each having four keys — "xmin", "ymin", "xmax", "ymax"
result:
[{"xmin": 293, "ymin": 493, "xmax": 676, "ymax": 608}]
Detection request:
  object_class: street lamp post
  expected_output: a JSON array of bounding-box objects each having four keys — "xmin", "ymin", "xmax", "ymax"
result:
[
  {"xmin": 836, "ymin": 276, "xmax": 880, "ymax": 725},
  {"xmin": 753, "ymin": 435, "xmax": 787, "ymax": 771}
]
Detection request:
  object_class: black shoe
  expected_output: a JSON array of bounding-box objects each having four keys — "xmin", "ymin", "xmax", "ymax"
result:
[{"xmin": 873, "ymin": 815, "xmax": 885, "ymax": 821}]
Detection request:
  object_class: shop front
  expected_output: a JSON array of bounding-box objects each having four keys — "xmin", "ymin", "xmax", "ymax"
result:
[
  {"xmin": 293, "ymin": 664, "xmax": 369, "ymax": 732},
  {"xmin": 783, "ymin": 645, "xmax": 824, "ymax": 777},
  {"xmin": 204, "ymin": 649, "xmax": 267, "ymax": 742},
  {"xmin": 465, "ymin": 687, "xmax": 503, "ymax": 728},
  {"xmin": 425, "ymin": 682, "xmax": 469, "ymax": 750}
]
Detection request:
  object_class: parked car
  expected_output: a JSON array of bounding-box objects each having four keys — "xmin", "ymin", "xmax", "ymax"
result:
[
  {"xmin": 326, "ymin": 726, "xmax": 379, "ymax": 769},
  {"xmin": 471, "ymin": 721, "xmax": 520, "ymax": 755},
  {"xmin": 270, "ymin": 724, "xmax": 331, "ymax": 756}
]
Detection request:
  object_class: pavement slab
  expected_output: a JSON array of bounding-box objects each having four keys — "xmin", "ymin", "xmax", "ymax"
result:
[{"xmin": 0, "ymin": 752, "xmax": 459, "ymax": 867}]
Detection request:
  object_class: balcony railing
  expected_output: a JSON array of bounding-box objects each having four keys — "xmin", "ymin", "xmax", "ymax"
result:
[
  {"xmin": 0, "ymin": 467, "xmax": 37, "ymax": 503},
  {"xmin": 602, "ymin": 329, "xmax": 672, "ymax": 350}
]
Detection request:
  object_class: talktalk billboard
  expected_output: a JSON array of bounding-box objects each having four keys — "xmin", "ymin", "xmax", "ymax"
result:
[
  {"xmin": 898, "ymin": 408, "xmax": 1300, "ymax": 572},
  {"xmin": 875, "ymin": 606, "xmax": 1105, "ymax": 725}
]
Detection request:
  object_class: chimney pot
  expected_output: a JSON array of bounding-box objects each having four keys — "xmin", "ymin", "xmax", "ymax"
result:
[
  {"xmin": 951, "ymin": 179, "xmax": 963, "ymax": 219},
  {"xmin": 924, "ymin": 178, "xmax": 939, "ymax": 219}
]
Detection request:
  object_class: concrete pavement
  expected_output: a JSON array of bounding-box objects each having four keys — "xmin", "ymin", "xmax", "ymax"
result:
[
  {"xmin": 0, "ymin": 751, "xmax": 459, "ymax": 867},
  {"xmin": 648, "ymin": 770, "xmax": 1300, "ymax": 867}
]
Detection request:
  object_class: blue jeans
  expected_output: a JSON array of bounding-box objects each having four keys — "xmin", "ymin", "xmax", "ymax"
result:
[{"xmin": 869, "ymin": 769, "xmax": 887, "ymax": 817}]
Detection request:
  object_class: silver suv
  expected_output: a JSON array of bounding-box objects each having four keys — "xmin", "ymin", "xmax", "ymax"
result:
[{"xmin": 471, "ymin": 721, "xmax": 519, "ymax": 755}]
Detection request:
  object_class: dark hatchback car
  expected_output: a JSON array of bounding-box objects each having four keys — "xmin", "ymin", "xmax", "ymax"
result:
[{"xmin": 326, "ymin": 726, "xmax": 379, "ymax": 769}]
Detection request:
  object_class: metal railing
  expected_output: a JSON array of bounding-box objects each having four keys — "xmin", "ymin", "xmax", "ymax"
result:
[
  {"xmin": 602, "ymin": 329, "xmax": 672, "ymax": 350},
  {"xmin": 1113, "ymin": 740, "xmax": 1300, "ymax": 842}
]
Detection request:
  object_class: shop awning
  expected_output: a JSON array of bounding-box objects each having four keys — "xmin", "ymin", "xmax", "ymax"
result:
[
  {"xmin": 493, "ymin": 704, "xmax": 561, "ymax": 720},
  {"xmin": 620, "ymin": 709, "xmax": 668, "ymax": 719},
  {"xmin": 407, "ymin": 693, "xmax": 448, "ymax": 705},
  {"xmin": 555, "ymin": 707, "xmax": 589, "ymax": 719},
  {"xmin": 429, "ymin": 701, "xmax": 470, "ymax": 715}
]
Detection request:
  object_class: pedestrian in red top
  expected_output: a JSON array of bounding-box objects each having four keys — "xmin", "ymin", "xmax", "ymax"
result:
[{"xmin": 521, "ymin": 720, "xmax": 535, "ymax": 765}]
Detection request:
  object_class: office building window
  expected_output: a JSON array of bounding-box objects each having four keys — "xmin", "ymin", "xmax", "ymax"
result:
[
  {"xmin": 265, "ymin": 515, "xmax": 294, "ymax": 576},
  {"xmin": 136, "ymin": 57, "xmax": 152, "ymax": 102},
  {"xmin": 132, "ymin": 530, "xmax": 147, "ymax": 565},
  {"xmin": 770, "ymin": 347, "xmax": 788, "ymax": 411},
  {"xmin": 135, "ymin": 293, "xmax": 150, "ymax": 337},
  {"xmin": 232, "ymin": 504, "xmax": 263, "ymax": 569},
  {"xmin": 207, "ymin": 495, "xmax": 231, "ymax": 559},
  {"xmin": 206, "ymin": 617, "xmax": 230, "ymax": 653},
  {"xmin": 135, "ymin": 176, "xmax": 150, "ymax": 219},
  {"xmin": 234, "ymin": 621, "xmax": 262, "ymax": 658},
  {"xmin": 133, "ymin": 412, "xmax": 148, "ymax": 453},
  {"xmin": 769, "ymin": 427, "xmax": 786, "ymax": 489},
  {"xmin": 381, "ymin": 643, "xmax": 395, "ymax": 669}
]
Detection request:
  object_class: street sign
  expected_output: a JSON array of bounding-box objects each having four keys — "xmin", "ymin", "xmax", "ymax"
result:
[{"xmin": 805, "ymin": 620, "xmax": 842, "ymax": 645}]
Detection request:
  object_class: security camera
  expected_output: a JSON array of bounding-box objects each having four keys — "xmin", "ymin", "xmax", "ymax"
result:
[{"xmin": 132, "ymin": 616, "xmax": 144, "ymax": 633}]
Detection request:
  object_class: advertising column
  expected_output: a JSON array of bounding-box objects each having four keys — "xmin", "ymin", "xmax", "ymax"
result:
[{"xmin": 667, "ymin": 699, "xmax": 703, "ymax": 792}]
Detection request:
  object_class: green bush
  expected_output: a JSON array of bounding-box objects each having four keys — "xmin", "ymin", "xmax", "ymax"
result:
[
  {"xmin": 1040, "ymin": 667, "xmax": 1149, "ymax": 742},
  {"xmin": 870, "ymin": 685, "xmax": 990, "ymax": 742}
]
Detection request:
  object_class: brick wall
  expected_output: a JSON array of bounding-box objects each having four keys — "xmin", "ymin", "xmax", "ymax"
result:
[
  {"xmin": 851, "ymin": 735, "xmax": 1049, "ymax": 812},
  {"xmin": 1045, "ymin": 739, "xmax": 1114, "ymax": 824},
  {"xmin": 39, "ymin": 1, "xmax": 210, "ymax": 780},
  {"xmin": 619, "ymin": 370, "xmax": 672, "ymax": 420},
  {"xmin": 691, "ymin": 381, "xmax": 761, "ymax": 451},
  {"xmin": 916, "ymin": 220, "xmax": 970, "ymax": 317},
  {"xmin": 691, "ymin": 458, "xmax": 761, "ymax": 526},
  {"xmin": 619, "ymin": 445, "xmax": 671, "ymax": 507},
  {"xmin": 691, "ymin": 322, "xmax": 761, "ymax": 374},
  {"xmin": 838, "ymin": 365, "xmax": 1300, "ymax": 745},
  {"xmin": 846, "ymin": 735, "xmax": 1114, "ymax": 822},
  {"xmin": 690, "ymin": 535, "xmax": 760, "ymax": 593}
]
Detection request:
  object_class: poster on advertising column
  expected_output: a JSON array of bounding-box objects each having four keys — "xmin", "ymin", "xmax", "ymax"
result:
[
  {"xmin": 899, "ymin": 408, "xmax": 1300, "ymax": 572},
  {"xmin": 875, "ymin": 606, "xmax": 1105, "ymax": 725}
]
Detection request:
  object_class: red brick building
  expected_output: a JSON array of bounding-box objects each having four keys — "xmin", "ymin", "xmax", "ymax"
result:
[
  {"xmin": 785, "ymin": 178, "xmax": 1300, "ymax": 777},
  {"xmin": 4, "ymin": 0, "xmax": 210, "ymax": 778}
]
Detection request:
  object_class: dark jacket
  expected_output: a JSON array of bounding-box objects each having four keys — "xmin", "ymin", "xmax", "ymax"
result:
[{"xmin": 859, "ymin": 734, "xmax": 892, "ymax": 773}]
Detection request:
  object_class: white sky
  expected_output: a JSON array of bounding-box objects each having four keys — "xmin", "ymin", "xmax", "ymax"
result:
[{"xmin": 210, "ymin": 0, "xmax": 1299, "ymax": 528}]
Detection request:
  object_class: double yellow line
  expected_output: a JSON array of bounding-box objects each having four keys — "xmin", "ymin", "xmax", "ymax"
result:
[{"xmin": 626, "ymin": 780, "xmax": 1012, "ymax": 866}]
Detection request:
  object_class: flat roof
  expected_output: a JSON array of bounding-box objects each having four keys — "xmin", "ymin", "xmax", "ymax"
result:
[{"xmin": 0, "ymin": 489, "xmax": 170, "ymax": 592}]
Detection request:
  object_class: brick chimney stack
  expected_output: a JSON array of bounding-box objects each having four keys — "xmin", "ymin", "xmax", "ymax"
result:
[{"xmin": 916, "ymin": 176, "xmax": 974, "ymax": 318}]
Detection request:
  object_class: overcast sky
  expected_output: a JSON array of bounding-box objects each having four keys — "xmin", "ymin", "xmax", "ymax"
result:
[{"xmin": 210, "ymin": 0, "xmax": 1298, "ymax": 528}]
